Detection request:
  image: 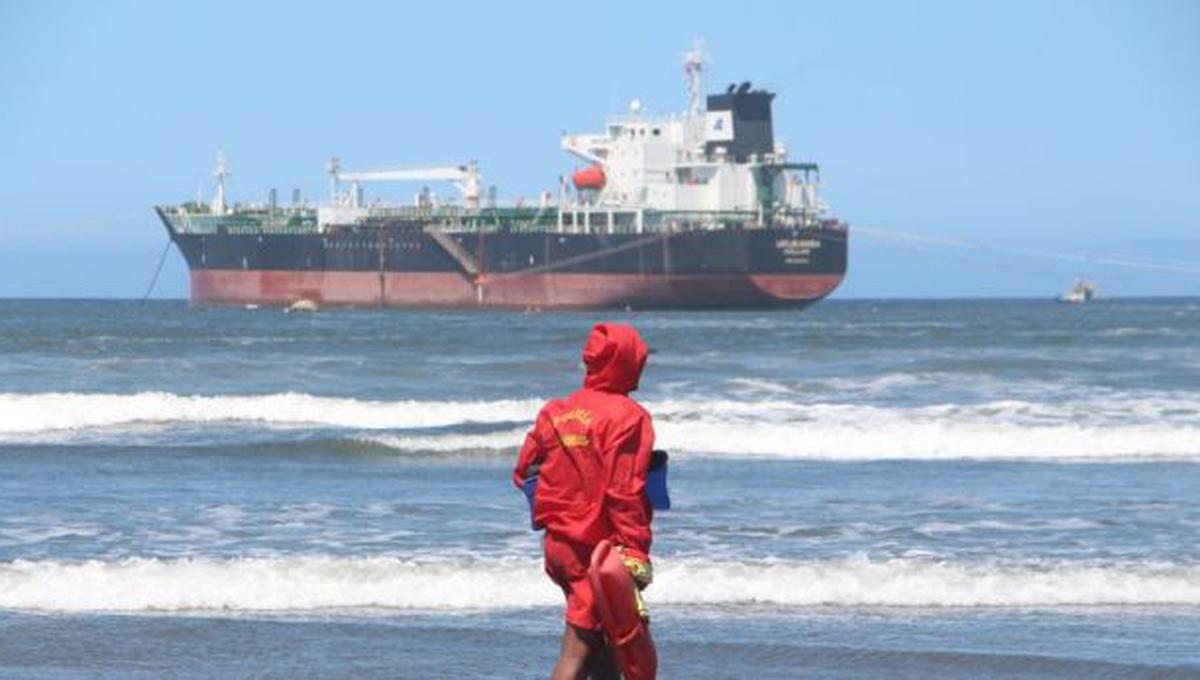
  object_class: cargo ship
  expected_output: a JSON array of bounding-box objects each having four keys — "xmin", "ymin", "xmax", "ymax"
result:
[{"xmin": 156, "ymin": 46, "xmax": 847, "ymax": 309}]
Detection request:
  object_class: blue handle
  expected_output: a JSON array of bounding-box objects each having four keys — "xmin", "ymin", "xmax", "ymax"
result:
[
  {"xmin": 523, "ymin": 474, "xmax": 540, "ymax": 530},
  {"xmin": 646, "ymin": 451, "xmax": 671, "ymax": 510}
]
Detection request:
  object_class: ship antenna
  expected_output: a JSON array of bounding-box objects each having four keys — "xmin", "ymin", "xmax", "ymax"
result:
[{"xmin": 682, "ymin": 38, "xmax": 706, "ymax": 117}]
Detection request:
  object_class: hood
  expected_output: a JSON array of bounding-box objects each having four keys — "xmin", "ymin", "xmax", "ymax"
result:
[{"xmin": 582, "ymin": 323, "xmax": 649, "ymax": 394}]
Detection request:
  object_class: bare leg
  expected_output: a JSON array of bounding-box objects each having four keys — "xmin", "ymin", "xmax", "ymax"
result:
[{"xmin": 551, "ymin": 625, "xmax": 619, "ymax": 680}]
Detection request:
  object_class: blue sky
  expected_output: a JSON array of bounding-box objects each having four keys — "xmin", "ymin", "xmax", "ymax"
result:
[{"xmin": 1, "ymin": 0, "xmax": 1197, "ymax": 298}]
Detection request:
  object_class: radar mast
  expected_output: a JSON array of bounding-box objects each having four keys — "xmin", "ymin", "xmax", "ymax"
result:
[{"xmin": 682, "ymin": 39, "xmax": 706, "ymax": 117}]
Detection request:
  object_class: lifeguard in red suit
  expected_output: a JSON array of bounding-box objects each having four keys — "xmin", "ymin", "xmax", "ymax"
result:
[{"xmin": 513, "ymin": 323, "xmax": 658, "ymax": 680}]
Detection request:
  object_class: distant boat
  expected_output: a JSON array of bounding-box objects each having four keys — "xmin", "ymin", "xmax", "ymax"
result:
[{"xmin": 1058, "ymin": 278, "xmax": 1097, "ymax": 304}]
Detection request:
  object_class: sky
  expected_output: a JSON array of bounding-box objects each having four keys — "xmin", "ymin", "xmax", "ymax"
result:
[{"xmin": 1, "ymin": 0, "xmax": 1197, "ymax": 299}]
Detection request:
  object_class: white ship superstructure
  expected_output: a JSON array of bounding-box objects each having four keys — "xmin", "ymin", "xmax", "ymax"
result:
[{"xmin": 561, "ymin": 43, "xmax": 828, "ymax": 225}]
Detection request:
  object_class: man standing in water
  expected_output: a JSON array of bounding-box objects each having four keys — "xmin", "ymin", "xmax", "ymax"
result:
[{"xmin": 513, "ymin": 323, "xmax": 656, "ymax": 680}]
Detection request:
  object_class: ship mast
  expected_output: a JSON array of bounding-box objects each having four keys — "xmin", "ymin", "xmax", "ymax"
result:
[
  {"xmin": 682, "ymin": 40, "xmax": 706, "ymax": 152},
  {"xmin": 683, "ymin": 39, "xmax": 706, "ymax": 117},
  {"xmin": 211, "ymin": 147, "xmax": 229, "ymax": 215},
  {"xmin": 327, "ymin": 157, "xmax": 341, "ymax": 203}
]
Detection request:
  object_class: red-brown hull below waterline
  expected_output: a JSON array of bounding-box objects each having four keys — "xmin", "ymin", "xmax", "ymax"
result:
[{"xmin": 189, "ymin": 270, "xmax": 844, "ymax": 310}]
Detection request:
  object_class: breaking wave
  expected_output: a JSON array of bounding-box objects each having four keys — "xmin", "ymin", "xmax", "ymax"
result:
[
  {"xmin": 3, "ymin": 391, "xmax": 1199, "ymax": 460},
  {"xmin": 360, "ymin": 421, "xmax": 1200, "ymax": 460},
  {"xmin": 652, "ymin": 420, "xmax": 1200, "ymax": 460},
  {"xmin": 0, "ymin": 391, "xmax": 540, "ymax": 434},
  {"xmin": 358, "ymin": 429, "xmax": 528, "ymax": 454},
  {"xmin": 2, "ymin": 554, "xmax": 1198, "ymax": 612},
  {"xmin": 365, "ymin": 396, "xmax": 1200, "ymax": 460}
]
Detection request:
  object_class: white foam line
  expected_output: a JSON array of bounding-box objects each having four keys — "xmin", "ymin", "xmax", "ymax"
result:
[
  {"xmin": 3, "ymin": 391, "xmax": 1199, "ymax": 460},
  {"xmin": 360, "ymin": 428, "xmax": 528, "ymax": 453},
  {"xmin": 0, "ymin": 392, "xmax": 542, "ymax": 433},
  {"xmin": 363, "ymin": 418, "xmax": 1200, "ymax": 461},
  {"xmin": 2, "ymin": 555, "xmax": 1198, "ymax": 612},
  {"xmin": 653, "ymin": 420, "xmax": 1200, "ymax": 460},
  {"xmin": 4, "ymin": 391, "xmax": 1198, "ymax": 433}
]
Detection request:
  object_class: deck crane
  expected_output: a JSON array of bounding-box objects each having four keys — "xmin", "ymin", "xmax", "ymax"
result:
[{"xmin": 328, "ymin": 158, "xmax": 483, "ymax": 211}]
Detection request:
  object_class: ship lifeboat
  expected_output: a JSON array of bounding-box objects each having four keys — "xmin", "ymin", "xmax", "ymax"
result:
[{"xmin": 572, "ymin": 164, "xmax": 606, "ymax": 191}]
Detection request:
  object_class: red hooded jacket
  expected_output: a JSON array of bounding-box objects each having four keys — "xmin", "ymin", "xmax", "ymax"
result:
[{"xmin": 513, "ymin": 323, "xmax": 654, "ymax": 560}]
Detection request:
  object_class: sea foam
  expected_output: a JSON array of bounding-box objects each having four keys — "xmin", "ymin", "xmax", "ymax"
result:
[
  {"xmin": 0, "ymin": 391, "xmax": 540, "ymax": 433},
  {"xmin": 3, "ymin": 391, "xmax": 1199, "ymax": 460},
  {"xmin": 1, "ymin": 554, "xmax": 1197, "ymax": 612}
]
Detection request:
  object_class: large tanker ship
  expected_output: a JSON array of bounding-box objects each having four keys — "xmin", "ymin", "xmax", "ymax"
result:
[{"xmin": 157, "ymin": 47, "xmax": 847, "ymax": 309}]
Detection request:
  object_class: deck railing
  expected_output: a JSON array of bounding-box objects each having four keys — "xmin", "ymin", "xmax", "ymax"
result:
[{"xmin": 159, "ymin": 204, "xmax": 834, "ymax": 236}]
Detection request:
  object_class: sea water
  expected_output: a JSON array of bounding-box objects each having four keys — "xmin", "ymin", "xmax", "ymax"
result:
[{"xmin": 0, "ymin": 299, "xmax": 1197, "ymax": 678}]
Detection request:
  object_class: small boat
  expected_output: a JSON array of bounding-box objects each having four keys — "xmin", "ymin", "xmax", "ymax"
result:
[
  {"xmin": 285, "ymin": 299, "xmax": 319, "ymax": 313},
  {"xmin": 1058, "ymin": 278, "xmax": 1097, "ymax": 304}
]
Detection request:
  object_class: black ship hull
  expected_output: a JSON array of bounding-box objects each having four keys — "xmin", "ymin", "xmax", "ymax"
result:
[{"xmin": 162, "ymin": 218, "xmax": 847, "ymax": 309}]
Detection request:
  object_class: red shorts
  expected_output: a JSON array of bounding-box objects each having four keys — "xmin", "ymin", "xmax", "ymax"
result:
[{"xmin": 543, "ymin": 533, "xmax": 601, "ymax": 631}]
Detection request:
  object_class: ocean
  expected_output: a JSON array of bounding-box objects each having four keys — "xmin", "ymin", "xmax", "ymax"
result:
[{"xmin": 1, "ymin": 298, "xmax": 1198, "ymax": 679}]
